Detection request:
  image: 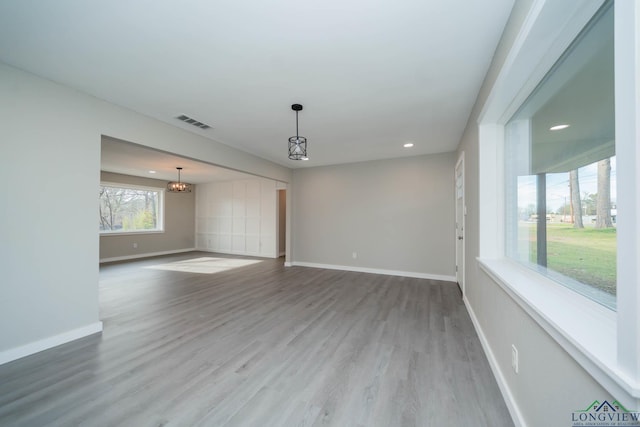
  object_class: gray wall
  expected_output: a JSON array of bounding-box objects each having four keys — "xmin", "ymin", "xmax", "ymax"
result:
[
  {"xmin": 1, "ymin": 64, "xmax": 102, "ymax": 357},
  {"xmin": 292, "ymin": 153, "xmax": 456, "ymax": 279},
  {"xmin": 0, "ymin": 61, "xmax": 291, "ymax": 361},
  {"xmin": 457, "ymin": 1, "xmax": 611, "ymax": 425},
  {"xmin": 100, "ymin": 172, "xmax": 195, "ymax": 261}
]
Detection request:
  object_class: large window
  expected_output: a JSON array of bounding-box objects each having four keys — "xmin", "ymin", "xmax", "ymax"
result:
[
  {"xmin": 478, "ymin": 0, "xmax": 640, "ymax": 409},
  {"xmin": 504, "ymin": 3, "xmax": 615, "ymax": 309},
  {"xmin": 99, "ymin": 183, "xmax": 164, "ymax": 234}
]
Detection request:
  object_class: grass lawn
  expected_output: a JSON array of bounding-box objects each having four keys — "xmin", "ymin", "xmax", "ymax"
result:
[{"xmin": 520, "ymin": 222, "xmax": 616, "ymax": 295}]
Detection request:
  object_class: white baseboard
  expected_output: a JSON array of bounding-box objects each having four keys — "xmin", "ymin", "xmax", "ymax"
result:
[
  {"xmin": 464, "ymin": 295, "xmax": 526, "ymax": 427},
  {"xmin": 0, "ymin": 321, "xmax": 103, "ymax": 366},
  {"xmin": 284, "ymin": 262, "xmax": 293, "ymax": 267},
  {"xmin": 100, "ymin": 248, "xmax": 196, "ymax": 263},
  {"xmin": 291, "ymin": 261, "xmax": 456, "ymax": 282},
  {"xmin": 195, "ymin": 248, "xmax": 280, "ymax": 259}
]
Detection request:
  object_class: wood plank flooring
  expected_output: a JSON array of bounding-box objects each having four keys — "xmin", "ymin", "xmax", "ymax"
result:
[{"xmin": 0, "ymin": 252, "xmax": 513, "ymax": 426}]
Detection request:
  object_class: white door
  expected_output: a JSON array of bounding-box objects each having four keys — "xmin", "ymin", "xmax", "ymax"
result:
[{"xmin": 455, "ymin": 153, "xmax": 465, "ymax": 295}]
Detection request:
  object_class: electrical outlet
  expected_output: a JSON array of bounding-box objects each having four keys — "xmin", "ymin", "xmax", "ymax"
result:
[
  {"xmin": 511, "ymin": 344, "xmax": 519, "ymax": 374},
  {"xmin": 352, "ymin": 252, "xmax": 357, "ymax": 259},
  {"xmin": 133, "ymin": 243, "xmax": 138, "ymax": 249}
]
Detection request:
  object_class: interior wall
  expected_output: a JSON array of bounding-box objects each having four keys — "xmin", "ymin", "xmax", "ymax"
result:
[
  {"xmin": 0, "ymin": 63, "xmax": 102, "ymax": 359},
  {"xmin": 456, "ymin": 1, "xmax": 612, "ymax": 425},
  {"xmin": 0, "ymin": 61, "xmax": 292, "ymax": 363},
  {"xmin": 99, "ymin": 171, "xmax": 196, "ymax": 261},
  {"xmin": 196, "ymin": 178, "xmax": 277, "ymax": 258},
  {"xmin": 292, "ymin": 153, "xmax": 456, "ymax": 280}
]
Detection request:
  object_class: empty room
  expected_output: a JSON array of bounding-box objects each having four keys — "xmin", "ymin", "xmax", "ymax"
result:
[{"xmin": 1, "ymin": 1, "xmax": 639, "ymax": 426}]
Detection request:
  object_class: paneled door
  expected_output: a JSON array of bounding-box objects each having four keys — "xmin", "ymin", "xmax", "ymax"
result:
[{"xmin": 455, "ymin": 153, "xmax": 465, "ymax": 295}]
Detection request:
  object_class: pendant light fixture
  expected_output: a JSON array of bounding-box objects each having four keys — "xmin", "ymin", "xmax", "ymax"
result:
[
  {"xmin": 288, "ymin": 104, "xmax": 308, "ymax": 161},
  {"xmin": 167, "ymin": 167, "xmax": 192, "ymax": 193}
]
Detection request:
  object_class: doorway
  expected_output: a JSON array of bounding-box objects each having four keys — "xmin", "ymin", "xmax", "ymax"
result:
[{"xmin": 277, "ymin": 189, "xmax": 286, "ymax": 257}]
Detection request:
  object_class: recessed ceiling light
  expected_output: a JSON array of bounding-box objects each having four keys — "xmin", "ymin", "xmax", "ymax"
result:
[
  {"xmin": 148, "ymin": 170, "xmax": 156, "ymax": 174},
  {"xmin": 550, "ymin": 124, "xmax": 570, "ymax": 131},
  {"xmin": 403, "ymin": 143, "xmax": 414, "ymax": 148}
]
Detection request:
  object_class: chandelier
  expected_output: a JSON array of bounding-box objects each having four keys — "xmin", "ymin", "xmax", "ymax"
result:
[
  {"xmin": 288, "ymin": 104, "xmax": 308, "ymax": 160},
  {"xmin": 167, "ymin": 167, "xmax": 192, "ymax": 193}
]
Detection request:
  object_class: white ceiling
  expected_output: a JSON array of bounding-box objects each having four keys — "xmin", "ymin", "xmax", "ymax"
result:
[
  {"xmin": 101, "ymin": 137, "xmax": 257, "ymax": 184},
  {"xmin": 0, "ymin": 0, "xmax": 514, "ymax": 172}
]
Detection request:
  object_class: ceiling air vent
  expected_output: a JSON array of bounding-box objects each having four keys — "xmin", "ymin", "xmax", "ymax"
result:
[{"xmin": 176, "ymin": 114, "xmax": 212, "ymax": 130}]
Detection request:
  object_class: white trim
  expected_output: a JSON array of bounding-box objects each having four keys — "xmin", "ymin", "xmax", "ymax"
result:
[
  {"xmin": 478, "ymin": 0, "xmax": 606, "ymax": 125},
  {"xmin": 464, "ymin": 295, "xmax": 526, "ymax": 427},
  {"xmin": 478, "ymin": 123, "xmax": 505, "ymax": 258},
  {"xmin": 476, "ymin": 0, "xmax": 640, "ymax": 412},
  {"xmin": 478, "ymin": 0, "xmax": 546, "ymax": 124},
  {"xmin": 100, "ymin": 248, "xmax": 196, "ymax": 263},
  {"xmin": 614, "ymin": 0, "xmax": 640, "ymax": 387},
  {"xmin": 284, "ymin": 262, "xmax": 293, "ymax": 267},
  {"xmin": 195, "ymin": 248, "xmax": 277, "ymax": 259},
  {"xmin": 455, "ymin": 151, "xmax": 466, "ymax": 295},
  {"xmin": 99, "ymin": 181, "xmax": 165, "ymax": 234},
  {"xmin": 0, "ymin": 322, "xmax": 103, "ymax": 366},
  {"xmin": 291, "ymin": 262, "xmax": 456, "ymax": 283},
  {"xmin": 100, "ymin": 230, "xmax": 165, "ymax": 237},
  {"xmin": 478, "ymin": 258, "xmax": 640, "ymax": 409}
]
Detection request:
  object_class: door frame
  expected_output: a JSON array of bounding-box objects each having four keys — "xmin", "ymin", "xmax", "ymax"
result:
[
  {"xmin": 455, "ymin": 152, "xmax": 466, "ymax": 296},
  {"xmin": 276, "ymin": 188, "xmax": 287, "ymax": 258}
]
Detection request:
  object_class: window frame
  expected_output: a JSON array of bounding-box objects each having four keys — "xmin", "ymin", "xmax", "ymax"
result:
[
  {"xmin": 99, "ymin": 181, "xmax": 165, "ymax": 236},
  {"xmin": 477, "ymin": 0, "xmax": 640, "ymax": 409}
]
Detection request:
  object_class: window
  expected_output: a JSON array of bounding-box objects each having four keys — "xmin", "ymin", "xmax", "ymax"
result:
[
  {"xmin": 478, "ymin": 0, "xmax": 640, "ymax": 410},
  {"xmin": 504, "ymin": 3, "xmax": 615, "ymax": 309},
  {"xmin": 99, "ymin": 183, "xmax": 164, "ymax": 234}
]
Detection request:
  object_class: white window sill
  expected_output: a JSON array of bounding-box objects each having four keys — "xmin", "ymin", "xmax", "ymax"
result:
[
  {"xmin": 477, "ymin": 257, "xmax": 640, "ymax": 407},
  {"xmin": 100, "ymin": 230, "xmax": 165, "ymax": 237}
]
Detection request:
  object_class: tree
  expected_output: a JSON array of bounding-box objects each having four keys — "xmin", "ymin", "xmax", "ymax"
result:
[
  {"xmin": 99, "ymin": 187, "xmax": 126, "ymax": 230},
  {"xmin": 570, "ymin": 169, "xmax": 584, "ymax": 228},
  {"xmin": 596, "ymin": 158, "xmax": 613, "ymax": 228},
  {"xmin": 556, "ymin": 202, "xmax": 569, "ymax": 215},
  {"xmin": 519, "ymin": 203, "xmax": 536, "ymax": 220},
  {"xmin": 99, "ymin": 186, "xmax": 158, "ymax": 231},
  {"xmin": 582, "ymin": 193, "xmax": 597, "ymax": 216}
]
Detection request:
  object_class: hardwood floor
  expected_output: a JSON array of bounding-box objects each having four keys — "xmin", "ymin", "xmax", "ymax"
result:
[{"xmin": 0, "ymin": 252, "xmax": 513, "ymax": 427}]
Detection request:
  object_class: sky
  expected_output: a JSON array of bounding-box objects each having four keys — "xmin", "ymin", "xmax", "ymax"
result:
[{"xmin": 517, "ymin": 157, "xmax": 617, "ymax": 212}]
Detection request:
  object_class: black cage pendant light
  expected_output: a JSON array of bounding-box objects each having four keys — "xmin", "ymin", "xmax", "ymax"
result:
[
  {"xmin": 167, "ymin": 167, "xmax": 192, "ymax": 193},
  {"xmin": 288, "ymin": 104, "xmax": 308, "ymax": 161}
]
